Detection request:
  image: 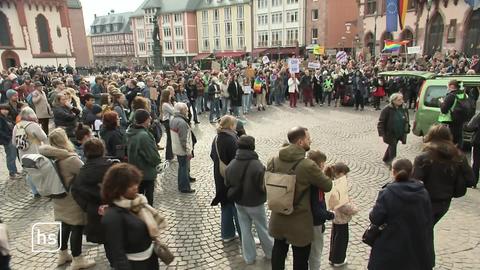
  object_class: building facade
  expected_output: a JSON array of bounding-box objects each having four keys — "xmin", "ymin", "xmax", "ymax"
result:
[
  {"xmin": 358, "ymin": 0, "xmax": 480, "ymax": 58},
  {"xmin": 0, "ymin": 0, "xmax": 76, "ymax": 70},
  {"xmin": 90, "ymin": 12, "xmax": 135, "ymax": 66},
  {"xmin": 196, "ymin": 0, "xmax": 252, "ymax": 59},
  {"xmin": 130, "ymin": 0, "xmax": 159, "ymax": 65},
  {"xmin": 67, "ymin": 0, "xmax": 89, "ymax": 67},
  {"xmin": 252, "ymin": 0, "xmax": 306, "ymax": 57}
]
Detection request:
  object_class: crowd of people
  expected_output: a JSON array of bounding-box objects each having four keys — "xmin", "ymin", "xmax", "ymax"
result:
[{"xmin": 0, "ymin": 49, "xmax": 479, "ymax": 270}]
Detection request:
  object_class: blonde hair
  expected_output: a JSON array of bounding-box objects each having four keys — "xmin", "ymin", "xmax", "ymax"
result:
[
  {"xmin": 217, "ymin": 115, "xmax": 237, "ymax": 132},
  {"xmin": 48, "ymin": 128, "xmax": 75, "ymax": 153}
]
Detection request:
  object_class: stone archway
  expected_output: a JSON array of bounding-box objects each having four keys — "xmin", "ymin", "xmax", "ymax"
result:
[
  {"xmin": 400, "ymin": 28, "xmax": 414, "ymax": 53},
  {"xmin": 425, "ymin": 12, "xmax": 444, "ymax": 56},
  {"xmin": 364, "ymin": 32, "xmax": 375, "ymax": 57},
  {"xmin": 1, "ymin": 50, "xmax": 20, "ymax": 70}
]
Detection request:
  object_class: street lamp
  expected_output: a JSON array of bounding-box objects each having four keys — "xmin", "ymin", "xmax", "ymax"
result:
[
  {"xmin": 423, "ymin": 0, "xmax": 433, "ymax": 55},
  {"xmin": 374, "ymin": 11, "xmax": 378, "ymax": 59}
]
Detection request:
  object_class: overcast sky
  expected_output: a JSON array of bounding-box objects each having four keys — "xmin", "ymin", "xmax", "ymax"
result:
[{"xmin": 81, "ymin": 0, "xmax": 145, "ymax": 33}]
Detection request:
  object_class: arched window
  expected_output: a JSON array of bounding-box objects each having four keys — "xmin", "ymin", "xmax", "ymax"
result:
[
  {"xmin": 464, "ymin": 10, "xmax": 480, "ymax": 57},
  {"xmin": 425, "ymin": 13, "xmax": 444, "ymax": 56},
  {"xmin": 36, "ymin": 14, "xmax": 52, "ymax": 53},
  {"xmin": 0, "ymin": 11, "xmax": 13, "ymax": 47},
  {"xmin": 400, "ymin": 29, "xmax": 414, "ymax": 53},
  {"xmin": 364, "ymin": 32, "xmax": 375, "ymax": 57},
  {"xmin": 381, "ymin": 32, "xmax": 393, "ymax": 52}
]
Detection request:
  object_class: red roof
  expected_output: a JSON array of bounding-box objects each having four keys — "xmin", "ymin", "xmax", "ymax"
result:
[
  {"xmin": 215, "ymin": 51, "xmax": 245, "ymax": 58},
  {"xmin": 193, "ymin": 53, "xmax": 213, "ymax": 61}
]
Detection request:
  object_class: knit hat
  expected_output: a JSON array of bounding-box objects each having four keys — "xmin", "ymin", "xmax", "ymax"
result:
[
  {"xmin": 238, "ymin": 135, "xmax": 255, "ymax": 151},
  {"xmin": 6, "ymin": 89, "xmax": 17, "ymax": 100},
  {"xmin": 134, "ymin": 109, "xmax": 150, "ymax": 124}
]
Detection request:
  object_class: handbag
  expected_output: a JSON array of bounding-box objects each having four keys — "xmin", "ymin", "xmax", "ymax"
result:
[
  {"xmin": 362, "ymin": 223, "xmax": 387, "ymax": 247},
  {"xmin": 153, "ymin": 240, "xmax": 174, "ymax": 265}
]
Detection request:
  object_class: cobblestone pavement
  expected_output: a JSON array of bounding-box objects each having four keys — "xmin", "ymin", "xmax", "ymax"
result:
[{"xmin": 1, "ymin": 105, "xmax": 479, "ymax": 270}]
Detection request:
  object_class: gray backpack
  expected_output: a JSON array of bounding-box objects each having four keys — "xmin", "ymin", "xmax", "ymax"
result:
[{"xmin": 21, "ymin": 154, "xmax": 67, "ymax": 198}]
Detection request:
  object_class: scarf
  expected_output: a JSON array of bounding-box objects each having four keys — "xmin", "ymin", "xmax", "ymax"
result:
[{"xmin": 114, "ymin": 194, "xmax": 167, "ymax": 239}]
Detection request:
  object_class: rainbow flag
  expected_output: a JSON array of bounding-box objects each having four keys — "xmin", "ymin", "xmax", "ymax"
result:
[
  {"xmin": 382, "ymin": 40, "xmax": 410, "ymax": 52},
  {"xmin": 398, "ymin": 0, "xmax": 409, "ymax": 30}
]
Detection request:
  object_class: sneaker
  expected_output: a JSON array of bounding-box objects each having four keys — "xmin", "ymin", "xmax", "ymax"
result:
[
  {"xmin": 9, "ymin": 173, "xmax": 23, "ymax": 180},
  {"xmin": 332, "ymin": 259, "xmax": 348, "ymax": 267},
  {"xmin": 222, "ymin": 235, "xmax": 238, "ymax": 243},
  {"xmin": 180, "ymin": 189, "xmax": 196, "ymax": 194}
]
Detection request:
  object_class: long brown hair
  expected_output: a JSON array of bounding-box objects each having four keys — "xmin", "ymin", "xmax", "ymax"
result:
[{"xmin": 422, "ymin": 124, "xmax": 463, "ymax": 164}]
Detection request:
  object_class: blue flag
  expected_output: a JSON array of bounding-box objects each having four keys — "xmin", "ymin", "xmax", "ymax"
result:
[
  {"xmin": 386, "ymin": 0, "xmax": 398, "ymax": 33},
  {"xmin": 466, "ymin": 0, "xmax": 480, "ymax": 10}
]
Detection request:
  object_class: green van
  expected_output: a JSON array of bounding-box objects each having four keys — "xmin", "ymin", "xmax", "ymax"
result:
[{"xmin": 379, "ymin": 71, "xmax": 480, "ymax": 147}]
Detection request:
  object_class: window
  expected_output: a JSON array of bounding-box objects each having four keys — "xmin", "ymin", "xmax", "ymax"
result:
[
  {"xmin": 56, "ymin": 26, "xmax": 62, "ymax": 37},
  {"xmin": 237, "ymin": 21, "xmax": 244, "ymax": 35},
  {"xmin": 114, "ymin": 24, "xmax": 119, "ymax": 32},
  {"xmin": 163, "ymin": 15, "xmax": 170, "ymax": 24},
  {"xmin": 272, "ymin": 13, "xmax": 282, "ymax": 24},
  {"xmin": 203, "ymin": 39, "xmax": 209, "ymax": 50},
  {"xmin": 286, "ymin": 11, "xmax": 298, "ymax": 23},
  {"xmin": 225, "ymin": 22, "xmax": 232, "ymax": 36},
  {"xmin": 237, "ymin": 6, "xmax": 244, "ymax": 19},
  {"xmin": 272, "ymin": 0, "xmax": 281, "ymax": 7},
  {"xmin": 258, "ymin": 15, "xmax": 268, "ymax": 25},
  {"xmin": 424, "ymin": 86, "xmax": 447, "ymax": 108},
  {"xmin": 224, "ymin": 8, "xmax": 231, "ymax": 20},
  {"xmin": 213, "ymin": 23, "xmax": 220, "ymax": 36},
  {"xmin": 258, "ymin": 0, "xmax": 267, "ymax": 9},
  {"xmin": 271, "ymin": 30, "xmax": 282, "ymax": 46},
  {"xmin": 214, "ymin": 38, "xmax": 220, "ymax": 49},
  {"xmin": 174, "ymin": 13, "xmax": 182, "ymax": 23},
  {"xmin": 258, "ymin": 31, "xmax": 268, "ymax": 47},
  {"xmin": 202, "ymin": 10, "xmax": 208, "ymax": 22},
  {"xmin": 176, "ymin": 40, "xmax": 184, "ymax": 50},
  {"xmin": 139, "ymin": 42, "xmax": 145, "ymax": 51},
  {"xmin": 312, "ymin": 9, "xmax": 319, "ymax": 20},
  {"xmin": 286, "ymin": 0, "xmax": 298, "ymax": 4},
  {"xmin": 146, "ymin": 30, "xmax": 152, "ymax": 38},
  {"xmin": 286, "ymin": 29, "xmax": 298, "ymax": 45},
  {"xmin": 35, "ymin": 14, "xmax": 52, "ymax": 53},
  {"xmin": 138, "ymin": 29, "xmax": 145, "ymax": 39},
  {"xmin": 312, "ymin": 28, "xmax": 318, "ymax": 39},
  {"xmin": 148, "ymin": 42, "xmax": 153, "ymax": 51},
  {"xmin": 408, "ymin": 0, "xmax": 416, "ymax": 9},
  {"xmin": 202, "ymin": 24, "xmax": 209, "ymax": 37},
  {"xmin": 164, "ymin": 41, "xmax": 172, "ymax": 50},
  {"xmin": 366, "ymin": 0, "xmax": 377, "ymax": 15},
  {"xmin": 136, "ymin": 17, "xmax": 144, "ymax": 27},
  {"xmin": 175, "ymin": 27, "xmax": 183, "ymax": 36},
  {"xmin": 226, "ymin": 37, "xmax": 232, "ymax": 49},
  {"xmin": 237, "ymin": 36, "xmax": 244, "ymax": 48},
  {"xmin": 213, "ymin": 9, "xmax": 219, "ymax": 21}
]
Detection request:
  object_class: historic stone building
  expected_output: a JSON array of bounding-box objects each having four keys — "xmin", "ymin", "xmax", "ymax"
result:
[
  {"xmin": 0, "ymin": 0, "xmax": 78, "ymax": 70},
  {"xmin": 66, "ymin": 0, "xmax": 89, "ymax": 67}
]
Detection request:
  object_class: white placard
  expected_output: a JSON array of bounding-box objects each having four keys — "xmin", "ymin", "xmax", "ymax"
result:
[
  {"xmin": 336, "ymin": 51, "xmax": 348, "ymax": 65},
  {"xmin": 407, "ymin": 46, "xmax": 421, "ymax": 54},
  {"xmin": 262, "ymin": 56, "xmax": 270, "ymax": 64},
  {"xmin": 308, "ymin": 62, "xmax": 321, "ymax": 69},
  {"xmin": 288, "ymin": 58, "xmax": 300, "ymax": 73}
]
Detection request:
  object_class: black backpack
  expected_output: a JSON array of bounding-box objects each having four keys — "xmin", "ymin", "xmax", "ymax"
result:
[{"xmin": 451, "ymin": 91, "xmax": 475, "ymax": 123}]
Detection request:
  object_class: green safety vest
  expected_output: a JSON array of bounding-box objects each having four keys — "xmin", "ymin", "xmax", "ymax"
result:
[{"xmin": 438, "ymin": 92, "xmax": 466, "ymax": 123}]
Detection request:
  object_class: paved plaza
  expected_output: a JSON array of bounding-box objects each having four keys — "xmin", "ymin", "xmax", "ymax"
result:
[{"xmin": 1, "ymin": 105, "xmax": 479, "ymax": 270}]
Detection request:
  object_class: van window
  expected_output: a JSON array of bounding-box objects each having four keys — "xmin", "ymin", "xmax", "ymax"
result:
[{"xmin": 424, "ymin": 85, "xmax": 447, "ymax": 108}]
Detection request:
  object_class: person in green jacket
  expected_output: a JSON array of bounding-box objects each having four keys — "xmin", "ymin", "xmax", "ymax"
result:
[{"xmin": 126, "ymin": 109, "xmax": 161, "ymax": 206}]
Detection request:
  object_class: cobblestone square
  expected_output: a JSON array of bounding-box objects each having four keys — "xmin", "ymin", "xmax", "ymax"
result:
[{"xmin": 1, "ymin": 105, "xmax": 479, "ymax": 269}]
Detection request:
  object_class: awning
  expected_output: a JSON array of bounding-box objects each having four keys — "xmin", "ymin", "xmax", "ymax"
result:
[
  {"xmin": 193, "ymin": 53, "xmax": 214, "ymax": 61},
  {"xmin": 215, "ymin": 51, "xmax": 245, "ymax": 58},
  {"xmin": 266, "ymin": 47, "xmax": 297, "ymax": 55},
  {"xmin": 251, "ymin": 48, "xmax": 268, "ymax": 56}
]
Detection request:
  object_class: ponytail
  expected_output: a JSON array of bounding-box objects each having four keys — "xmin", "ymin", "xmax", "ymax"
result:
[{"xmin": 392, "ymin": 159, "xmax": 413, "ymax": 182}]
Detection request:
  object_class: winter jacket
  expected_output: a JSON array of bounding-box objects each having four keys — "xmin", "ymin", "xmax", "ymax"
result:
[
  {"xmin": 225, "ymin": 149, "xmax": 266, "ymax": 207},
  {"xmin": 170, "ymin": 113, "xmax": 194, "ymax": 156},
  {"xmin": 377, "ymin": 104, "xmax": 409, "ymax": 144},
  {"xmin": 267, "ymin": 144, "xmax": 333, "ymax": 247},
  {"xmin": 12, "ymin": 120, "xmax": 48, "ymax": 158},
  {"xmin": 186, "ymin": 84, "xmax": 198, "ymax": 101},
  {"xmin": 91, "ymin": 84, "xmax": 104, "ymax": 104},
  {"xmin": 100, "ymin": 128, "xmax": 126, "ymax": 159},
  {"xmin": 53, "ymin": 105, "xmax": 78, "ymax": 138},
  {"xmin": 210, "ymin": 130, "xmax": 238, "ymax": 206},
  {"xmin": 412, "ymin": 142, "xmax": 474, "ymax": 202},
  {"xmin": 368, "ymin": 180, "xmax": 434, "ymax": 270},
  {"xmin": 288, "ymin": 78, "xmax": 300, "ymax": 93},
  {"xmin": 72, "ymin": 157, "xmax": 114, "ymax": 243},
  {"xmin": 466, "ymin": 112, "xmax": 480, "ymax": 145},
  {"xmin": 39, "ymin": 145, "xmax": 86, "ymax": 225},
  {"xmin": 0, "ymin": 115, "xmax": 14, "ymax": 145},
  {"xmin": 31, "ymin": 89, "xmax": 52, "ymax": 119},
  {"xmin": 352, "ymin": 74, "xmax": 368, "ymax": 98},
  {"xmin": 228, "ymin": 81, "xmax": 243, "ymax": 107},
  {"xmin": 126, "ymin": 125, "xmax": 161, "ymax": 181},
  {"xmin": 81, "ymin": 104, "xmax": 102, "ymax": 127},
  {"xmin": 310, "ymin": 186, "xmax": 334, "ymax": 227},
  {"xmin": 113, "ymin": 104, "xmax": 129, "ymax": 130}
]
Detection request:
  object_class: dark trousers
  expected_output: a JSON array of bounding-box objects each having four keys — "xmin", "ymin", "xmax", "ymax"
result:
[
  {"xmin": 432, "ymin": 200, "xmax": 451, "ymax": 225},
  {"xmin": 271, "ymin": 238, "xmax": 311, "ymax": 270},
  {"xmin": 289, "ymin": 93, "xmax": 297, "ymax": 107},
  {"xmin": 303, "ymin": 89, "xmax": 314, "ymax": 106},
  {"xmin": 448, "ymin": 122, "xmax": 463, "ymax": 149},
  {"xmin": 373, "ymin": 96, "xmax": 381, "ymax": 109},
  {"xmin": 139, "ymin": 180, "xmax": 155, "ymax": 206},
  {"xmin": 0, "ymin": 254, "xmax": 10, "ymax": 270},
  {"xmin": 58, "ymin": 222, "xmax": 83, "ymax": 257},
  {"xmin": 355, "ymin": 92, "xmax": 364, "ymax": 109},
  {"xmin": 382, "ymin": 140, "xmax": 398, "ymax": 163},
  {"xmin": 39, "ymin": 118, "xmax": 49, "ymax": 135},
  {"xmin": 329, "ymin": 223, "xmax": 349, "ymax": 264},
  {"xmin": 473, "ymin": 145, "xmax": 480, "ymax": 187},
  {"xmin": 161, "ymin": 120, "xmax": 174, "ymax": 160},
  {"xmin": 190, "ymin": 100, "xmax": 198, "ymax": 122},
  {"xmin": 314, "ymin": 89, "xmax": 323, "ymax": 104}
]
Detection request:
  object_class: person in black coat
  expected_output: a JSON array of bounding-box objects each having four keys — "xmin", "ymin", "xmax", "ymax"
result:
[
  {"xmin": 186, "ymin": 79, "xmax": 199, "ymax": 124},
  {"xmin": 368, "ymin": 159, "xmax": 434, "ymax": 270},
  {"xmin": 466, "ymin": 112, "xmax": 480, "ymax": 188},
  {"xmin": 99, "ymin": 111, "xmax": 126, "ymax": 161},
  {"xmin": 412, "ymin": 124, "xmax": 474, "ymax": 225},
  {"xmin": 72, "ymin": 138, "xmax": 115, "ymax": 245},
  {"xmin": 227, "ymin": 74, "xmax": 243, "ymax": 117},
  {"xmin": 101, "ymin": 163, "xmax": 159, "ymax": 270},
  {"xmin": 210, "ymin": 115, "xmax": 241, "ymax": 241},
  {"xmin": 352, "ymin": 70, "xmax": 368, "ymax": 111},
  {"xmin": 52, "ymin": 92, "xmax": 80, "ymax": 140},
  {"xmin": 312, "ymin": 70, "xmax": 323, "ymax": 106},
  {"xmin": 438, "ymin": 80, "xmax": 465, "ymax": 148},
  {"xmin": 377, "ymin": 93, "xmax": 409, "ymax": 166}
]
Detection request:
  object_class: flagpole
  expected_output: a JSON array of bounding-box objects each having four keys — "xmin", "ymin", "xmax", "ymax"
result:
[{"xmin": 405, "ymin": 44, "xmax": 408, "ymax": 67}]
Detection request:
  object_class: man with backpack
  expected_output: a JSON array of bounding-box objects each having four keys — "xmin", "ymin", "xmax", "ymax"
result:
[
  {"xmin": 439, "ymin": 80, "xmax": 475, "ymax": 148},
  {"xmin": 267, "ymin": 127, "xmax": 332, "ymax": 269}
]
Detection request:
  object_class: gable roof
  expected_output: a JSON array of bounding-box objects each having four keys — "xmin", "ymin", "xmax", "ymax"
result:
[
  {"xmin": 195, "ymin": 0, "xmax": 251, "ymax": 10},
  {"xmin": 90, "ymin": 12, "xmax": 132, "ymax": 35}
]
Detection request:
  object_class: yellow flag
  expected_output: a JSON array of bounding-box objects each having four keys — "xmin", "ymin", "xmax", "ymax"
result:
[{"xmin": 313, "ymin": 45, "xmax": 325, "ymax": 55}]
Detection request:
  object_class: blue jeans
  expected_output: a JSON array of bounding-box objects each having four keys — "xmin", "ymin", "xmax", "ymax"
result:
[
  {"xmin": 221, "ymin": 203, "xmax": 241, "ymax": 239},
  {"xmin": 3, "ymin": 143, "xmax": 18, "ymax": 175},
  {"xmin": 26, "ymin": 175, "xmax": 39, "ymax": 195},
  {"xmin": 235, "ymin": 203, "xmax": 273, "ymax": 263},
  {"xmin": 242, "ymin": 94, "xmax": 251, "ymax": 113},
  {"xmin": 232, "ymin": 106, "xmax": 240, "ymax": 117},
  {"xmin": 209, "ymin": 98, "xmax": 221, "ymax": 122},
  {"xmin": 221, "ymin": 97, "xmax": 230, "ymax": 116},
  {"xmin": 196, "ymin": 96, "xmax": 204, "ymax": 113},
  {"xmin": 177, "ymin": 155, "xmax": 191, "ymax": 192}
]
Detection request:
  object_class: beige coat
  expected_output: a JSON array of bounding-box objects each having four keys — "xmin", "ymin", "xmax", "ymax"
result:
[
  {"xmin": 39, "ymin": 145, "xmax": 86, "ymax": 225},
  {"xmin": 12, "ymin": 120, "xmax": 48, "ymax": 159},
  {"xmin": 267, "ymin": 144, "xmax": 333, "ymax": 247},
  {"xmin": 31, "ymin": 89, "xmax": 52, "ymax": 119}
]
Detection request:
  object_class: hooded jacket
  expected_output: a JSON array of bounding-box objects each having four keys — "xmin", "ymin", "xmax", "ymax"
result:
[
  {"xmin": 368, "ymin": 180, "xmax": 434, "ymax": 270},
  {"xmin": 225, "ymin": 149, "xmax": 266, "ymax": 207},
  {"xmin": 126, "ymin": 125, "xmax": 161, "ymax": 181},
  {"xmin": 412, "ymin": 142, "xmax": 474, "ymax": 201},
  {"xmin": 267, "ymin": 144, "xmax": 332, "ymax": 247}
]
